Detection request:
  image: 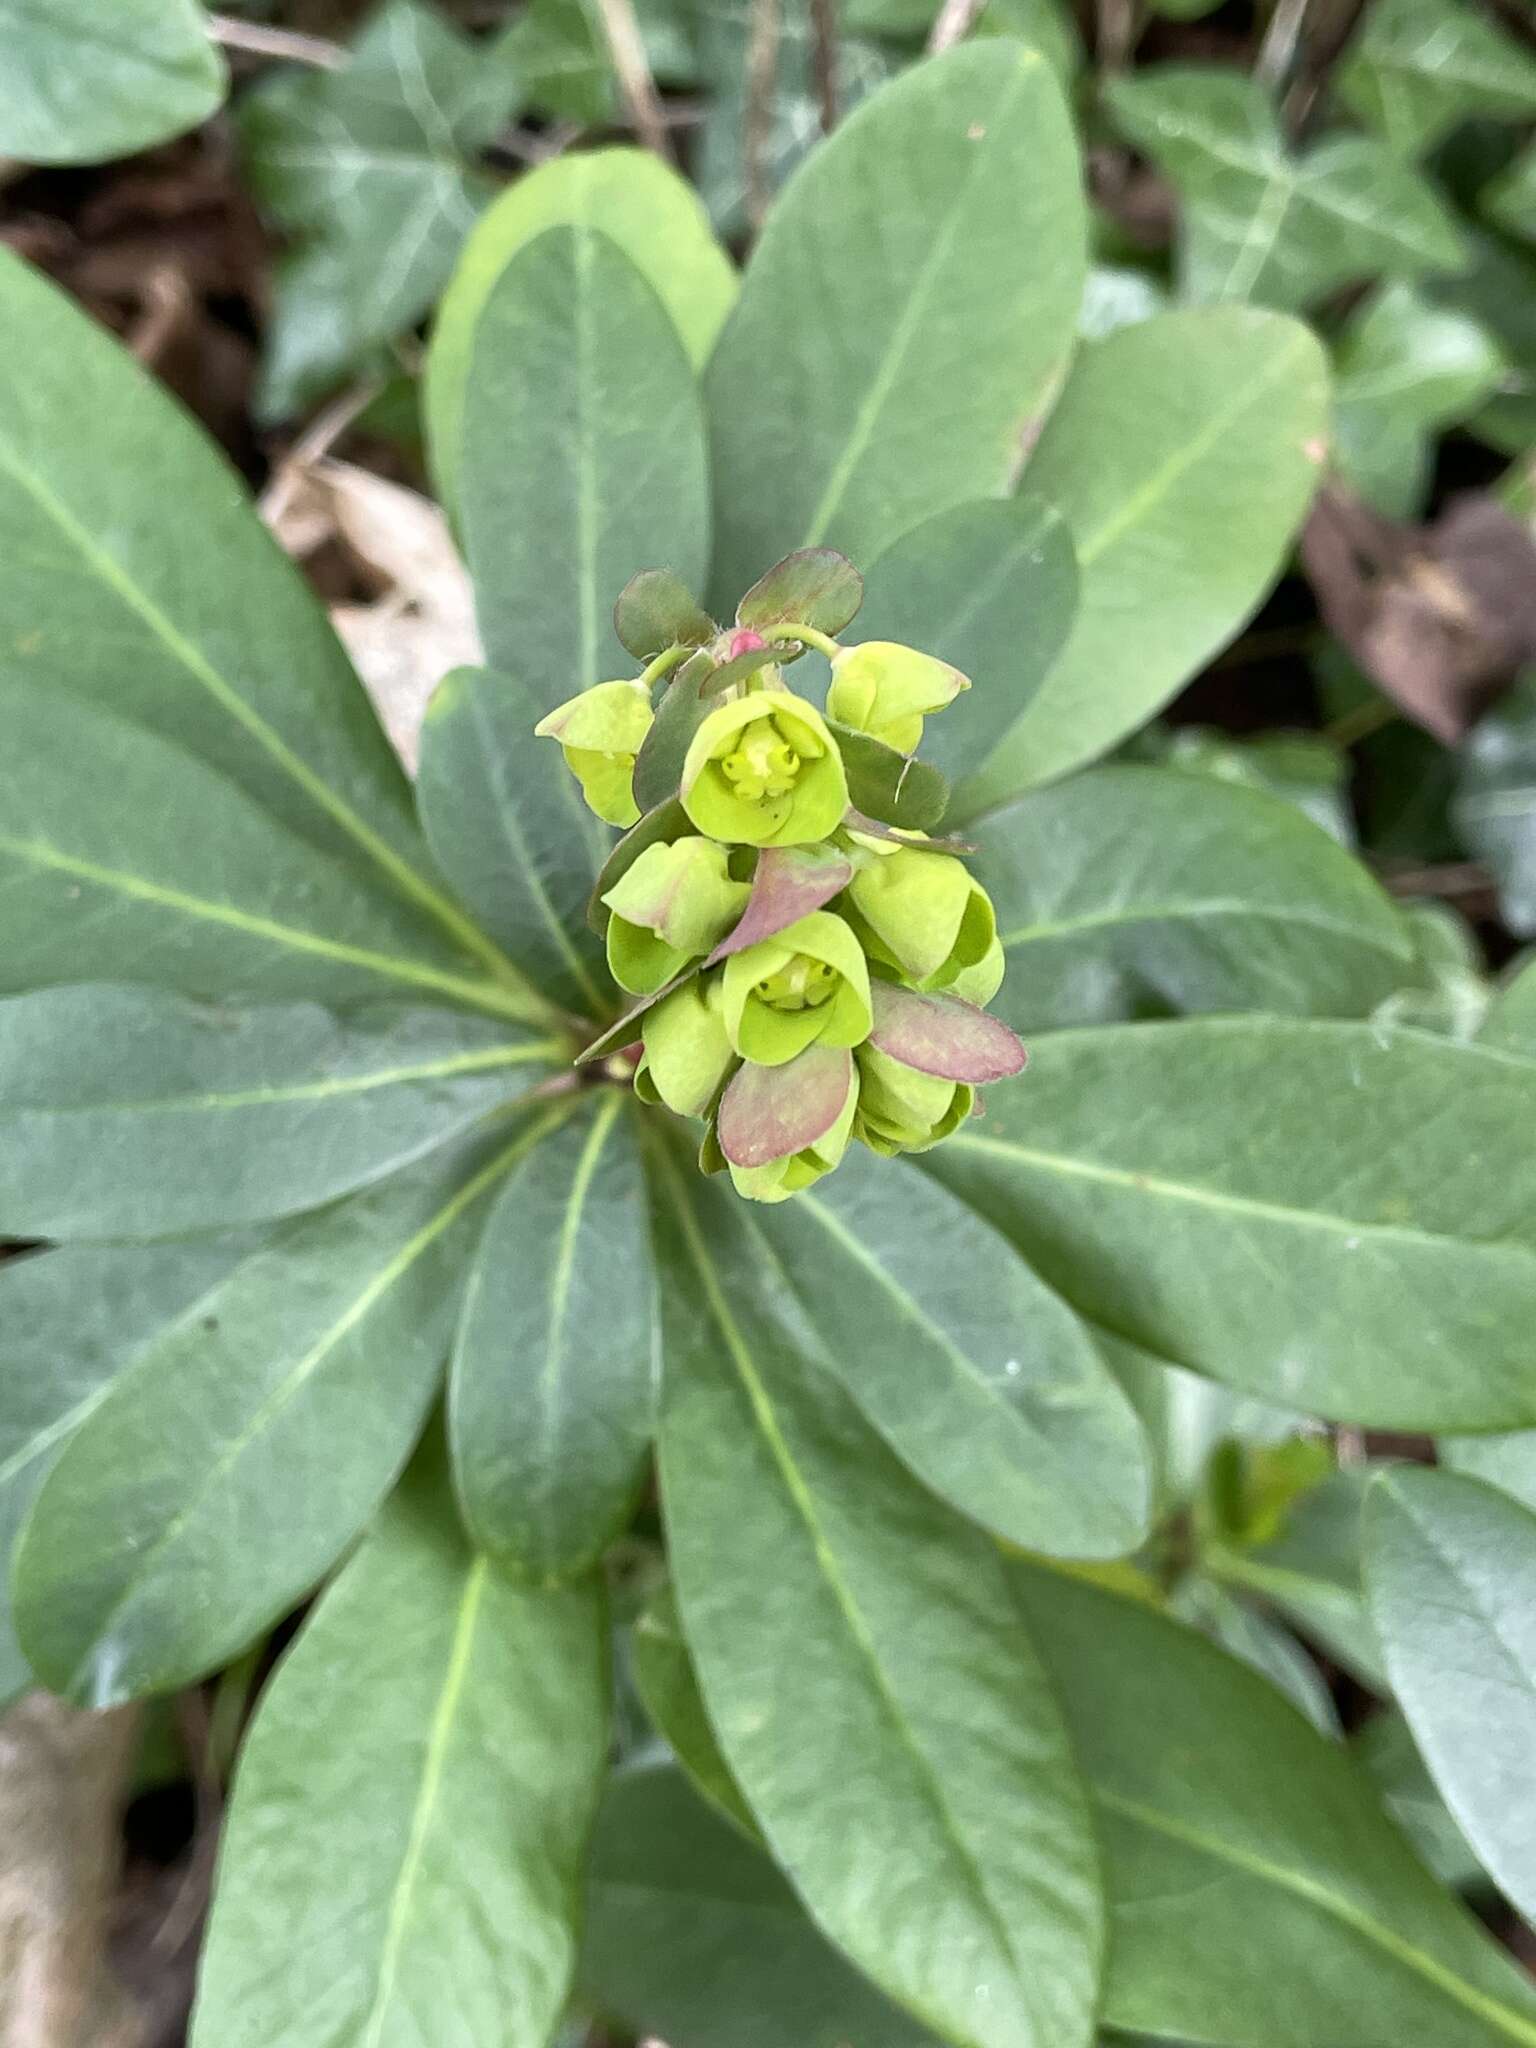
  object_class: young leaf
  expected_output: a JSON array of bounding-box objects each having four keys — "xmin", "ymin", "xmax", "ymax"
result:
[
  {"xmin": 958, "ymin": 310, "xmax": 1329, "ymax": 806},
  {"xmin": 11, "ymin": 1123, "xmax": 552, "ymax": 1707},
  {"xmin": 1365, "ymin": 1467, "xmax": 1536, "ymax": 1923},
  {"xmin": 651, "ymin": 1151, "xmax": 1104, "ymax": 2048},
  {"xmin": 192, "ymin": 1445, "xmax": 608, "ymax": 2048},
  {"xmin": 970, "ymin": 764, "xmax": 1412, "ymax": 1033},
  {"xmin": 632, "ymin": 652, "xmax": 718, "ymax": 814},
  {"xmin": 460, "ymin": 225, "xmax": 710, "ymax": 709},
  {"xmin": 0, "ymin": 0, "xmax": 226, "ymax": 164},
  {"xmin": 428, "ymin": 147, "xmax": 737, "ymax": 515},
  {"xmin": 613, "ymin": 570, "xmax": 717, "ymax": 661},
  {"xmin": 1010, "ymin": 1562, "xmax": 1536, "ymax": 2048},
  {"xmin": 705, "ymin": 43, "xmax": 1086, "ymax": 606},
  {"xmin": 0, "ymin": 1239, "xmax": 255, "ymax": 1705},
  {"xmin": 417, "ymin": 666, "xmax": 612, "ymax": 1019},
  {"xmin": 749, "ymin": 1150, "xmax": 1151, "ymax": 1557},
  {"xmin": 582, "ymin": 1761, "xmax": 943, "ymax": 2048},
  {"xmin": 0, "ymin": 986, "xmax": 559, "ymax": 1240},
  {"xmin": 1337, "ymin": 0, "xmax": 1536, "ymax": 158},
  {"xmin": 450, "ymin": 1096, "xmax": 656, "ymax": 1580},
  {"xmin": 926, "ymin": 1017, "xmax": 1536, "ymax": 1428},
  {"xmin": 736, "ymin": 550, "xmax": 864, "ymax": 636},
  {"xmin": 853, "ymin": 498, "xmax": 1078, "ymax": 784},
  {"xmin": 828, "ymin": 721, "xmax": 950, "ymax": 831},
  {"xmin": 0, "ymin": 680, "xmax": 535, "ymax": 1021}
]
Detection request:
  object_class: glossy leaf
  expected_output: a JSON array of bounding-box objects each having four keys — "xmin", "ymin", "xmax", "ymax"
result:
[
  {"xmin": 0, "ymin": 984, "xmax": 558, "ymax": 1240},
  {"xmin": 926, "ymin": 1017, "xmax": 1536, "ymax": 1427},
  {"xmin": 971, "ymin": 764, "xmax": 1411, "ymax": 1033},
  {"xmin": 428, "ymin": 147, "xmax": 736, "ymax": 513},
  {"xmin": 1366, "ymin": 1466, "xmax": 1536, "ymax": 1921},
  {"xmin": 461, "ymin": 225, "xmax": 710, "ymax": 709},
  {"xmin": 417, "ymin": 666, "xmax": 611, "ymax": 1019},
  {"xmin": 450, "ymin": 1096, "xmax": 656, "ymax": 1579},
  {"xmin": 750, "ymin": 1149, "xmax": 1150, "ymax": 1557},
  {"xmin": 12, "ymin": 1125, "xmax": 549, "ymax": 1706},
  {"xmin": 1338, "ymin": 0, "xmax": 1536, "ymax": 157},
  {"xmin": 1011, "ymin": 1563, "xmax": 1536, "ymax": 2048},
  {"xmin": 705, "ymin": 43, "xmax": 1086, "ymax": 606},
  {"xmin": 1107, "ymin": 67, "xmax": 1465, "ymax": 311},
  {"xmin": 0, "ymin": 679, "xmax": 533, "ymax": 1020},
  {"xmin": 960, "ymin": 310, "xmax": 1328, "ymax": 805},
  {"xmin": 652, "ymin": 1150, "xmax": 1104, "ymax": 2048},
  {"xmin": 0, "ymin": 1239, "xmax": 253, "ymax": 1704},
  {"xmin": 582, "ymin": 1761, "xmax": 942, "ymax": 2048},
  {"xmin": 192, "ymin": 1446, "xmax": 608, "ymax": 2048},
  {"xmin": 1455, "ymin": 677, "xmax": 1536, "ymax": 938},
  {"xmin": 854, "ymin": 498, "xmax": 1078, "ymax": 783},
  {"xmin": 0, "ymin": 0, "xmax": 225, "ymax": 164}
]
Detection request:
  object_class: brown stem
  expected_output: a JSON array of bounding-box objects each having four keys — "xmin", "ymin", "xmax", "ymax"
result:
[
  {"xmin": 744, "ymin": 0, "xmax": 782, "ymax": 233},
  {"xmin": 808, "ymin": 0, "xmax": 840, "ymax": 132},
  {"xmin": 591, "ymin": 0, "xmax": 672, "ymax": 160},
  {"xmin": 206, "ymin": 14, "xmax": 346, "ymax": 68},
  {"xmin": 926, "ymin": 0, "xmax": 986, "ymax": 53}
]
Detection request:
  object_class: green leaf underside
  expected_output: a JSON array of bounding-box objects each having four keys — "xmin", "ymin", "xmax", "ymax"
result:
[
  {"xmin": 417, "ymin": 667, "xmax": 611, "ymax": 1018},
  {"xmin": 0, "ymin": 680, "xmax": 539, "ymax": 1023},
  {"xmin": 854, "ymin": 497, "xmax": 1078, "ymax": 784},
  {"xmin": 750, "ymin": 1149, "xmax": 1151, "ymax": 1558},
  {"xmin": 0, "ymin": 984, "xmax": 558, "ymax": 1240},
  {"xmin": 925, "ymin": 1016, "xmax": 1536, "ymax": 1428},
  {"xmin": 0, "ymin": 0, "xmax": 225, "ymax": 163},
  {"xmin": 13, "ymin": 1118, "xmax": 564, "ymax": 1706},
  {"xmin": 450, "ymin": 1095, "xmax": 657, "ymax": 1579},
  {"xmin": 427, "ymin": 147, "xmax": 736, "ymax": 514},
  {"xmin": 651, "ymin": 1142, "xmax": 1103, "ymax": 2048},
  {"xmin": 1366, "ymin": 1467, "xmax": 1536, "ymax": 1924},
  {"xmin": 959, "ymin": 308, "xmax": 1329, "ymax": 807},
  {"xmin": 0, "ymin": 252, "xmax": 509, "ymax": 987},
  {"xmin": 460, "ymin": 224, "xmax": 710, "ymax": 710},
  {"xmin": 0, "ymin": 1238, "xmax": 255, "ymax": 1704},
  {"xmin": 1011, "ymin": 1563, "xmax": 1536, "ymax": 2048},
  {"xmin": 972, "ymin": 764, "xmax": 1411, "ymax": 1031},
  {"xmin": 705, "ymin": 42, "xmax": 1086, "ymax": 607},
  {"xmin": 191, "ymin": 1444, "xmax": 609, "ymax": 2048}
]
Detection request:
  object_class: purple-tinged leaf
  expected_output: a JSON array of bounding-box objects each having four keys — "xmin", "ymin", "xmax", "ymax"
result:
[
  {"xmin": 717, "ymin": 1044, "xmax": 853, "ymax": 1167},
  {"xmin": 707, "ymin": 845, "xmax": 854, "ymax": 964},
  {"xmin": 614, "ymin": 570, "xmax": 716, "ymax": 661},
  {"xmin": 868, "ymin": 983, "xmax": 1026, "ymax": 1084},
  {"xmin": 736, "ymin": 549, "xmax": 863, "ymax": 636}
]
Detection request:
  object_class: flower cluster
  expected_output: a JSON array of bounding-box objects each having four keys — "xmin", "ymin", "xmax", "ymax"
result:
[{"xmin": 534, "ymin": 551, "xmax": 1025, "ymax": 1203}]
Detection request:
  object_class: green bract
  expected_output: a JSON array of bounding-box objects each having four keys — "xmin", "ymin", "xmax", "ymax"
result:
[
  {"xmin": 846, "ymin": 836, "xmax": 997, "ymax": 988},
  {"xmin": 602, "ymin": 837, "xmax": 750, "ymax": 995},
  {"xmin": 827, "ymin": 640, "xmax": 969, "ymax": 752},
  {"xmin": 721, "ymin": 910, "xmax": 873, "ymax": 1066},
  {"xmin": 855, "ymin": 1043, "xmax": 974, "ymax": 1155},
  {"xmin": 637, "ymin": 975, "xmax": 735, "ymax": 1118},
  {"xmin": 680, "ymin": 691, "xmax": 848, "ymax": 847},
  {"xmin": 534, "ymin": 678, "xmax": 654, "ymax": 826}
]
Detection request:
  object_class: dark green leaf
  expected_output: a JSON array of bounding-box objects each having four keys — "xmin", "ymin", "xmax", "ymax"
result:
[
  {"xmin": 1169, "ymin": 1575, "xmax": 1340, "ymax": 1734},
  {"xmin": 926, "ymin": 1017, "xmax": 1536, "ymax": 1428},
  {"xmin": 1011, "ymin": 1561, "xmax": 1536, "ymax": 2048},
  {"xmin": 614, "ymin": 570, "xmax": 717, "ymax": 660},
  {"xmin": 972, "ymin": 764, "xmax": 1412, "ymax": 1033},
  {"xmin": 450, "ymin": 1095, "xmax": 656, "ymax": 1579},
  {"xmin": 736, "ymin": 550, "xmax": 864, "ymax": 636},
  {"xmin": 854, "ymin": 498, "xmax": 1078, "ymax": 784},
  {"xmin": 192, "ymin": 1443, "xmax": 609, "ymax": 2048},
  {"xmin": 0, "ymin": 985, "xmax": 558, "ymax": 1240},
  {"xmin": 1338, "ymin": 0, "xmax": 1536, "ymax": 157},
  {"xmin": 631, "ymin": 1585, "xmax": 758, "ymax": 1836},
  {"xmin": 705, "ymin": 44, "xmax": 1086, "ymax": 607},
  {"xmin": 461, "ymin": 225, "xmax": 710, "ymax": 709},
  {"xmin": 0, "ymin": 0, "xmax": 225, "ymax": 164},
  {"xmin": 1484, "ymin": 145, "xmax": 1536, "ymax": 245},
  {"xmin": 12, "ymin": 1123, "xmax": 553, "ymax": 1706},
  {"xmin": 1455, "ymin": 675, "xmax": 1536, "ymax": 937},
  {"xmin": 750, "ymin": 1150, "xmax": 1150, "ymax": 1557},
  {"xmin": 830, "ymin": 721, "xmax": 949, "ymax": 830},
  {"xmin": 417, "ymin": 666, "xmax": 611, "ymax": 1019},
  {"xmin": 1366, "ymin": 1466, "xmax": 1536, "ymax": 1921},
  {"xmin": 651, "ymin": 1149, "xmax": 1103, "ymax": 2048},
  {"xmin": 960, "ymin": 310, "xmax": 1329, "ymax": 805},
  {"xmin": 588, "ymin": 797, "xmax": 691, "ymax": 937},
  {"xmin": 1354, "ymin": 1708, "xmax": 1487, "ymax": 1892},
  {"xmin": 632, "ymin": 652, "xmax": 718, "ymax": 813}
]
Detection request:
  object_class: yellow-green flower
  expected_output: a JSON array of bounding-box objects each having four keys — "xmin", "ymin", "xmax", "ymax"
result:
[
  {"xmin": 534, "ymin": 679, "xmax": 653, "ymax": 826},
  {"xmin": 846, "ymin": 838, "xmax": 997, "ymax": 989},
  {"xmin": 636, "ymin": 974, "xmax": 735, "ymax": 1117},
  {"xmin": 681, "ymin": 691, "xmax": 848, "ymax": 847},
  {"xmin": 854, "ymin": 1043, "xmax": 973, "ymax": 1155},
  {"xmin": 827, "ymin": 641, "xmax": 968, "ymax": 753},
  {"xmin": 721, "ymin": 910, "xmax": 872, "ymax": 1066},
  {"xmin": 601, "ymin": 837, "xmax": 750, "ymax": 996}
]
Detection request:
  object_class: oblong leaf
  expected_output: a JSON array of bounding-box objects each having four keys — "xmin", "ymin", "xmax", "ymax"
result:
[
  {"xmin": 651, "ymin": 1149, "xmax": 1104, "ymax": 2048},
  {"xmin": 972, "ymin": 764, "xmax": 1412, "ymax": 1032},
  {"xmin": 1366, "ymin": 1466, "xmax": 1536, "ymax": 1923},
  {"xmin": 927, "ymin": 1016, "xmax": 1536, "ymax": 1427},
  {"xmin": 460, "ymin": 225, "xmax": 710, "ymax": 708},
  {"xmin": 959, "ymin": 308, "xmax": 1329, "ymax": 808},
  {"xmin": 1011, "ymin": 1561, "xmax": 1536, "ymax": 2048},
  {"xmin": 12, "ymin": 1122, "xmax": 554, "ymax": 1705},
  {"xmin": 192, "ymin": 1446, "xmax": 609, "ymax": 2048},
  {"xmin": 0, "ymin": 0, "xmax": 225, "ymax": 163},
  {"xmin": 705, "ymin": 43, "xmax": 1087, "ymax": 606},
  {"xmin": 450, "ymin": 1095, "xmax": 656, "ymax": 1579},
  {"xmin": 751, "ymin": 1150, "xmax": 1151, "ymax": 1557},
  {"xmin": 417, "ymin": 666, "xmax": 612, "ymax": 1018},
  {"xmin": 0, "ymin": 985, "xmax": 559, "ymax": 1240}
]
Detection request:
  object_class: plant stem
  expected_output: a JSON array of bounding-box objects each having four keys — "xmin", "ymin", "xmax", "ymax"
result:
[
  {"xmin": 1256, "ymin": 0, "xmax": 1312, "ymax": 90},
  {"xmin": 206, "ymin": 13, "xmax": 346, "ymax": 67},
  {"xmin": 639, "ymin": 643, "xmax": 694, "ymax": 691},
  {"xmin": 1322, "ymin": 695, "xmax": 1398, "ymax": 749},
  {"xmin": 744, "ymin": 0, "xmax": 782, "ymax": 234},
  {"xmin": 809, "ymin": 0, "xmax": 841, "ymax": 132},
  {"xmin": 764, "ymin": 621, "xmax": 842, "ymax": 660},
  {"xmin": 591, "ymin": 0, "xmax": 672, "ymax": 159}
]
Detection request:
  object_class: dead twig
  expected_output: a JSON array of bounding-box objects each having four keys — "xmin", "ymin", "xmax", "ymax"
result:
[
  {"xmin": 259, "ymin": 375, "xmax": 385, "ymax": 530},
  {"xmin": 590, "ymin": 0, "xmax": 672, "ymax": 160},
  {"xmin": 1096, "ymin": 0, "xmax": 1139, "ymax": 73},
  {"xmin": 744, "ymin": 0, "xmax": 782, "ymax": 233},
  {"xmin": 1255, "ymin": 0, "xmax": 1312, "ymax": 89},
  {"xmin": 926, "ymin": 0, "xmax": 986, "ymax": 54},
  {"xmin": 206, "ymin": 13, "xmax": 346, "ymax": 69},
  {"xmin": 808, "ymin": 0, "xmax": 840, "ymax": 132}
]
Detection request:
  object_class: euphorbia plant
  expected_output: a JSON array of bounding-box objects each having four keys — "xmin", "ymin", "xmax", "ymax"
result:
[{"xmin": 4, "ymin": 38, "xmax": 1536, "ymax": 2048}]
